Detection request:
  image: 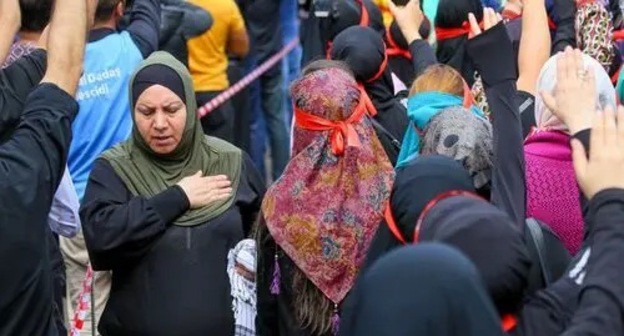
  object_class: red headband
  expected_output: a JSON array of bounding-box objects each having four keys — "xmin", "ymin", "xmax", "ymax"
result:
[
  {"xmin": 435, "ymin": 21, "xmax": 480, "ymax": 41},
  {"xmin": 294, "ymin": 87, "xmax": 375, "ymax": 156},
  {"xmin": 385, "ymin": 25, "xmax": 412, "ymax": 60},
  {"xmin": 367, "ymin": 49, "xmax": 389, "ymax": 83},
  {"xmin": 355, "ymin": 0, "xmax": 370, "ymax": 26}
]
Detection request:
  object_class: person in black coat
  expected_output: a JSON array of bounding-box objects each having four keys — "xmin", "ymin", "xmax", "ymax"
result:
[
  {"xmin": 0, "ymin": 0, "xmax": 89, "ymax": 334},
  {"xmin": 343, "ymin": 104, "xmax": 624, "ymax": 336},
  {"xmin": 80, "ymin": 52, "xmax": 265, "ymax": 336},
  {"xmin": 300, "ymin": 0, "xmax": 384, "ymax": 66}
]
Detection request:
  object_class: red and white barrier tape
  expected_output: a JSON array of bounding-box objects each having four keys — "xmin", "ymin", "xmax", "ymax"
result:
[
  {"xmin": 197, "ymin": 37, "xmax": 300, "ymax": 118},
  {"xmin": 70, "ymin": 264, "xmax": 94, "ymax": 335}
]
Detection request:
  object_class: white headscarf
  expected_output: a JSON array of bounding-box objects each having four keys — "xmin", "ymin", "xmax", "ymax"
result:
[{"xmin": 534, "ymin": 53, "xmax": 616, "ymax": 132}]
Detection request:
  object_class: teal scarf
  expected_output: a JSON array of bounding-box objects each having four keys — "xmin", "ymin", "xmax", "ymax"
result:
[{"xmin": 396, "ymin": 92, "xmax": 485, "ymax": 167}]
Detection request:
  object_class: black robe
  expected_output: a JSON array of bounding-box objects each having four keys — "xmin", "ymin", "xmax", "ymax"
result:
[
  {"xmin": 0, "ymin": 83, "xmax": 78, "ymax": 336},
  {"xmin": 81, "ymin": 154, "xmax": 265, "ymax": 336}
]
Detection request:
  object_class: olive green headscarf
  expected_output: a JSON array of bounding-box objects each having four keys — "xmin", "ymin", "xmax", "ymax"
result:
[{"xmin": 101, "ymin": 51, "xmax": 242, "ymax": 227}]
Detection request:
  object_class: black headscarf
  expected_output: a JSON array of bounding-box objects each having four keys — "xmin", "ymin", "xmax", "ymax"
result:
[
  {"xmin": 435, "ymin": 0, "xmax": 484, "ymax": 85},
  {"xmin": 363, "ymin": 155, "xmax": 531, "ymax": 316},
  {"xmin": 341, "ymin": 243, "xmax": 504, "ymax": 336},
  {"xmin": 364, "ymin": 155, "xmax": 475, "ymax": 265},
  {"xmin": 419, "ymin": 196, "xmax": 531, "ymax": 315},
  {"xmin": 330, "ymin": 26, "xmax": 409, "ymax": 164},
  {"xmin": 386, "ymin": 16, "xmax": 431, "ymax": 86},
  {"xmin": 301, "ymin": 0, "xmax": 384, "ymax": 66}
]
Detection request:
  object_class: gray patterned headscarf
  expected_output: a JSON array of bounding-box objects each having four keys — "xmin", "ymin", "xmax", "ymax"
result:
[{"xmin": 420, "ymin": 106, "xmax": 494, "ymax": 189}]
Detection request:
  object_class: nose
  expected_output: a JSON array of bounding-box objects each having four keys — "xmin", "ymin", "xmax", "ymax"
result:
[{"xmin": 153, "ymin": 111, "xmax": 167, "ymax": 131}]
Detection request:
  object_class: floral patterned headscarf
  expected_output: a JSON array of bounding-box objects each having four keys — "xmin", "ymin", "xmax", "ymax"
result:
[
  {"xmin": 261, "ymin": 68, "xmax": 394, "ymax": 305},
  {"xmin": 575, "ymin": 1, "xmax": 616, "ymax": 73}
]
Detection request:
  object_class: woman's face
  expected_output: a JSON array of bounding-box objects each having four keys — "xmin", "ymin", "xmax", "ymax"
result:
[{"xmin": 134, "ymin": 85, "xmax": 187, "ymax": 155}]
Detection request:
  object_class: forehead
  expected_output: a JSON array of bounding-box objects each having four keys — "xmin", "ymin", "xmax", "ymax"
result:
[{"xmin": 136, "ymin": 85, "xmax": 183, "ymax": 104}]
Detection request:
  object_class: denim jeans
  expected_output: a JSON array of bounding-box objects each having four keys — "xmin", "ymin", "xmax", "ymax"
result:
[{"xmin": 248, "ymin": 63, "xmax": 290, "ymax": 181}]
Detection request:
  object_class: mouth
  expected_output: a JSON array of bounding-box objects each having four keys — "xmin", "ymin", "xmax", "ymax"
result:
[{"xmin": 152, "ymin": 135, "xmax": 174, "ymax": 146}]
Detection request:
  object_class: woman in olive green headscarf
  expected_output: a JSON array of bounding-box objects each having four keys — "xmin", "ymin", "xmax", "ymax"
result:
[{"xmin": 81, "ymin": 51, "xmax": 265, "ymax": 336}]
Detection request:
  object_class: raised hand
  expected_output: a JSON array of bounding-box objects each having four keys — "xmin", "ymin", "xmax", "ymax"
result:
[
  {"xmin": 177, "ymin": 171, "xmax": 233, "ymax": 209},
  {"xmin": 468, "ymin": 7, "xmax": 503, "ymax": 38},
  {"xmin": 388, "ymin": 0, "xmax": 424, "ymax": 44},
  {"xmin": 540, "ymin": 47, "xmax": 596, "ymax": 134},
  {"xmin": 0, "ymin": 0, "xmax": 22, "ymax": 64},
  {"xmin": 0, "ymin": 0, "xmax": 21, "ymax": 29},
  {"xmin": 571, "ymin": 106, "xmax": 624, "ymax": 200}
]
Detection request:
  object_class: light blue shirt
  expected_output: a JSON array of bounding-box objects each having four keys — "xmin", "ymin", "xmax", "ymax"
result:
[{"xmin": 49, "ymin": 168, "xmax": 81, "ymax": 237}]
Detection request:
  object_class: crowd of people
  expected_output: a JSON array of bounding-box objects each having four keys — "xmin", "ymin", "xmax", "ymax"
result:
[{"xmin": 2, "ymin": 0, "xmax": 624, "ymax": 335}]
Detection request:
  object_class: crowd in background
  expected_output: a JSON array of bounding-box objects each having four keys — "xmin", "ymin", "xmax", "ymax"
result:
[{"xmin": 3, "ymin": 0, "xmax": 624, "ymax": 335}]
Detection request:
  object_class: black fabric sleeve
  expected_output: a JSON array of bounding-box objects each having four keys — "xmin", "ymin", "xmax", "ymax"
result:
[
  {"xmin": 238, "ymin": 153, "xmax": 266, "ymax": 237},
  {"xmin": 550, "ymin": 0, "xmax": 576, "ymax": 54},
  {"xmin": 516, "ymin": 90, "xmax": 536, "ymax": 138},
  {"xmin": 408, "ymin": 39, "xmax": 437, "ymax": 77},
  {"xmin": 126, "ymin": 0, "xmax": 161, "ymax": 58},
  {"xmin": 0, "ymin": 49, "xmax": 47, "ymax": 140},
  {"xmin": 80, "ymin": 159, "xmax": 189, "ymax": 271},
  {"xmin": 0, "ymin": 83, "xmax": 77, "ymax": 257},
  {"xmin": 562, "ymin": 189, "xmax": 624, "ymax": 336},
  {"xmin": 256, "ymin": 225, "xmax": 279, "ymax": 336},
  {"xmin": 467, "ymin": 23, "xmax": 526, "ymax": 228},
  {"xmin": 571, "ymin": 129, "xmax": 591, "ymax": 157}
]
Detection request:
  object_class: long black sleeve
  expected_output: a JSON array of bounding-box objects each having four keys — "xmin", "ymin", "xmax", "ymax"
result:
[
  {"xmin": 80, "ymin": 159, "xmax": 189, "ymax": 271},
  {"xmin": 0, "ymin": 83, "xmax": 77, "ymax": 336},
  {"xmin": 256, "ymin": 227, "xmax": 280, "ymax": 336},
  {"xmin": 126, "ymin": 0, "xmax": 161, "ymax": 58},
  {"xmin": 467, "ymin": 23, "xmax": 526, "ymax": 228},
  {"xmin": 408, "ymin": 39, "xmax": 437, "ymax": 77},
  {"xmin": 238, "ymin": 153, "xmax": 266, "ymax": 236},
  {"xmin": 562, "ymin": 189, "xmax": 624, "ymax": 335},
  {"xmin": 0, "ymin": 49, "xmax": 47, "ymax": 141},
  {"xmin": 550, "ymin": 0, "xmax": 576, "ymax": 54}
]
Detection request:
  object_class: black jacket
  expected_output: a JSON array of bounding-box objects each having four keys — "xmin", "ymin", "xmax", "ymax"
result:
[
  {"xmin": 0, "ymin": 83, "xmax": 78, "ymax": 336},
  {"xmin": 81, "ymin": 155, "xmax": 264, "ymax": 336},
  {"xmin": 159, "ymin": 0, "xmax": 212, "ymax": 66},
  {"xmin": 0, "ymin": 49, "xmax": 47, "ymax": 143},
  {"xmin": 518, "ymin": 189, "xmax": 624, "ymax": 336}
]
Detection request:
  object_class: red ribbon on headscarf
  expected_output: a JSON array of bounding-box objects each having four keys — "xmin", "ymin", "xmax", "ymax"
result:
[
  {"xmin": 355, "ymin": 0, "xmax": 370, "ymax": 26},
  {"xmin": 435, "ymin": 21, "xmax": 481, "ymax": 41},
  {"xmin": 502, "ymin": 9, "xmax": 522, "ymax": 21},
  {"xmin": 505, "ymin": 12, "xmax": 556, "ymax": 29},
  {"xmin": 367, "ymin": 49, "xmax": 389, "ymax": 83},
  {"xmin": 385, "ymin": 25, "xmax": 413, "ymax": 60},
  {"xmin": 295, "ymin": 88, "xmax": 373, "ymax": 156}
]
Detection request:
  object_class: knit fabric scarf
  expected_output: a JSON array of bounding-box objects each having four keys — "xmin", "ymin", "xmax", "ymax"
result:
[
  {"xmin": 525, "ymin": 130, "xmax": 584, "ymax": 254},
  {"xmin": 262, "ymin": 68, "xmax": 395, "ymax": 305},
  {"xmin": 397, "ymin": 91, "xmax": 485, "ymax": 167}
]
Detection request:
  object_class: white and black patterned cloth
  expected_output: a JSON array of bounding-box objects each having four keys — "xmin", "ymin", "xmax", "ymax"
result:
[{"xmin": 227, "ymin": 239, "xmax": 257, "ymax": 336}]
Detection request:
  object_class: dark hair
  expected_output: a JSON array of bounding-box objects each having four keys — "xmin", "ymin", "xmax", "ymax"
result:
[
  {"xmin": 19, "ymin": 0, "xmax": 53, "ymax": 33},
  {"xmin": 301, "ymin": 59, "xmax": 354, "ymax": 77},
  {"xmin": 95, "ymin": 0, "xmax": 123, "ymax": 23},
  {"xmin": 435, "ymin": 0, "xmax": 483, "ymax": 28}
]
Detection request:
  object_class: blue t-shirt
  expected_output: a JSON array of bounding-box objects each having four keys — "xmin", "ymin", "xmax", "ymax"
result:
[{"xmin": 69, "ymin": 31, "xmax": 143, "ymax": 200}]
